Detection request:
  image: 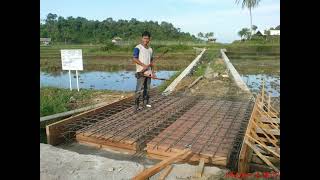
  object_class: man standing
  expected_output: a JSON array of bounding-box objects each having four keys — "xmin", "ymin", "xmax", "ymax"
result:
[{"xmin": 132, "ymin": 31, "xmax": 155, "ymax": 111}]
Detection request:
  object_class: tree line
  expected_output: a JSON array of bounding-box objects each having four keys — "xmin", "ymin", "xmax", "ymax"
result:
[{"xmin": 40, "ymin": 13, "xmax": 199, "ymax": 44}]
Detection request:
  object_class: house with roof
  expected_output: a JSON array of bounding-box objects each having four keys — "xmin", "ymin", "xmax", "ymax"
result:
[
  {"xmin": 40, "ymin": 38, "xmax": 51, "ymax": 45},
  {"xmin": 111, "ymin": 37, "xmax": 122, "ymax": 44}
]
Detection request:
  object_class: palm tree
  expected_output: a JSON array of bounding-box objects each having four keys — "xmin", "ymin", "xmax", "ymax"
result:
[
  {"xmin": 252, "ymin": 25, "xmax": 258, "ymax": 33},
  {"xmin": 238, "ymin": 29, "xmax": 245, "ymax": 40},
  {"xmin": 236, "ymin": 0, "xmax": 261, "ymax": 38},
  {"xmin": 238, "ymin": 28, "xmax": 250, "ymax": 40},
  {"xmin": 197, "ymin": 32, "xmax": 204, "ymax": 39}
]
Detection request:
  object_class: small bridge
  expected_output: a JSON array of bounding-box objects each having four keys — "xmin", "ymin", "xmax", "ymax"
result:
[{"xmin": 45, "ymin": 49, "xmax": 280, "ymax": 172}]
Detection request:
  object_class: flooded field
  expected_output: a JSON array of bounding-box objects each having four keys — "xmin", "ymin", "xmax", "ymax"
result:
[
  {"xmin": 241, "ymin": 74, "xmax": 280, "ymax": 97},
  {"xmin": 40, "ymin": 70, "xmax": 176, "ymax": 91},
  {"xmin": 226, "ymin": 46, "xmax": 280, "ymax": 98}
]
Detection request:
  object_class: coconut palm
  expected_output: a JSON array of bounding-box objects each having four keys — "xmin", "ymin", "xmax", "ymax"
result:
[
  {"xmin": 238, "ymin": 28, "xmax": 250, "ymax": 40},
  {"xmin": 236, "ymin": 0, "xmax": 261, "ymax": 38},
  {"xmin": 252, "ymin": 25, "xmax": 258, "ymax": 33},
  {"xmin": 238, "ymin": 29, "xmax": 245, "ymax": 40}
]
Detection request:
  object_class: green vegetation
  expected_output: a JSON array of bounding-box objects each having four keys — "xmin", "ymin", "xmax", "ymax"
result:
[
  {"xmin": 41, "ymin": 13, "xmax": 200, "ymax": 44},
  {"xmin": 40, "ymin": 87, "xmax": 115, "ymax": 117},
  {"xmin": 225, "ymin": 43, "xmax": 280, "ymax": 75},
  {"xmin": 197, "ymin": 32, "xmax": 215, "ymax": 41},
  {"xmin": 238, "ymin": 28, "xmax": 251, "ymax": 41},
  {"xmin": 211, "ymin": 59, "xmax": 226, "ymax": 74},
  {"xmin": 236, "ymin": 24, "xmax": 280, "ymax": 44},
  {"xmin": 40, "ymin": 43, "xmax": 226, "ymax": 72},
  {"xmin": 193, "ymin": 50, "xmax": 219, "ymax": 77}
]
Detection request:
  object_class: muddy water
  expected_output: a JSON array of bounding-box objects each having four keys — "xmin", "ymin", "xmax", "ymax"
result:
[
  {"xmin": 40, "ymin": 70, "xmax": 176, "ymax": 91},
  {"xmin": 241, "ymin": 74, "xmax": 280, "ymax": 97}
]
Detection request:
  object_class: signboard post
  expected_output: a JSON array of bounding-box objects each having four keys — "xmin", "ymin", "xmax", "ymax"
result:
[
  {"xmin": 61, "ymin": 49, "xmax": 83, "ymax": 91},
  {"xmin": 69, "ymin": 70, "xmax": 72, "ymax": 90}
]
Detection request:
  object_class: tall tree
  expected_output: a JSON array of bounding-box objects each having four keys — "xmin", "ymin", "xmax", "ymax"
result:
[
  {"xmin": 238, "ymin": 29, "xmax": 245, "ymax": 40},
  {"xmin": 40, "ymin": 14, "xmax": 198, "ymax": 43},
  {"xmin": 252, "ymin": 25, "xmax": 258, "ymax": 33},
  {"xmin": 205, "ymin": 32, "xmax": 214, "ymax": 38},
  {"xmin": 235, "ymin": 0, "xmax": 261, "ymax": 38},
  {"xmin": 197, "ymin": 32, "xmax": 204, "ymax": 39},
  {"xmin": 238, "ymin": 28, "xmax": 250, "ymax": 40}
]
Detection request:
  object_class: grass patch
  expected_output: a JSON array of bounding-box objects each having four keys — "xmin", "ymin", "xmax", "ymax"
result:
[
  {"xmin": 40, "ymin": 87, "xmax": 114, "ymax": 117},
  {"xmin": 211, "ymin": 59, "xmax": 226, "ymax": 74},
  {"xmin": 192, "ymin": 50, "xmax": 219, "ymax": 77}
]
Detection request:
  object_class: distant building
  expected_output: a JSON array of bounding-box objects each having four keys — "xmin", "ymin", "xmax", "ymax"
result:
[
  {"xmin": 270, "ymin": 30, "xmax": 280, "ymax": 36},
  {"xmin": 255, "ymin": 31, "xmax": 263, "ymax": 36},
  {"xmin": 260, "ymin": 29, "xmax": 280, "ymax": 36},
  {"xmin": 207, "ymin": 37, "xmax": 216, "ymax": 43},
  {"xmin": 40, "ymin": 38, "xmax": 51, "ymax": 45},
  {"xmin": 111, "ymin": 37, "xmax": 122, "ymax": 44}
]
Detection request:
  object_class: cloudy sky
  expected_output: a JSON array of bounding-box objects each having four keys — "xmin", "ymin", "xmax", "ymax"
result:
[{"xmin": 40, "ymin": 0, "xmax": 280, "ymax": 43}]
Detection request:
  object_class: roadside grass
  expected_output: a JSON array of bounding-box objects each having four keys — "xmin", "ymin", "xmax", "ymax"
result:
[{"xmin": 40, "ymin": 87, "xmax": 115, "ymax": 117}]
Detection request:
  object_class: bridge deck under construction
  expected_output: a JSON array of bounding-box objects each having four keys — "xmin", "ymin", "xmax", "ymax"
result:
[{"xmin": 46, "ymin": 91, "xmax": 253, "ymax": 168}]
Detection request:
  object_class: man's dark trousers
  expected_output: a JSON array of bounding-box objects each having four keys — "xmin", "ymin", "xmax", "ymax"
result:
[{"xmin": 135, "ymin": 73, "xmax": 151, "ymax": 109}]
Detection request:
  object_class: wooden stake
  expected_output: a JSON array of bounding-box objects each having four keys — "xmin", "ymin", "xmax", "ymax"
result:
[
  {"xmin": 268, "ymin": 93, "xmax": 271, "ymax": 112},
  {"xmin": 196, "ymin": 158, "xmax": 205, "ymax": 177}
]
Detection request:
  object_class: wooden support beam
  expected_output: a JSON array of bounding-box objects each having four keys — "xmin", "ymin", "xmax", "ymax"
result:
[
  {"xmin": 251, "ymin": 120, "xmax": 279, "ymax": 149},
  {"xmin": 246, "ymin": 134, "xmax": 280, "ymax": 158},
  {"xmin": 251, "ymin": 154, "xmax": 279, "ymax": 165},
  {"xmin": 196, "ymin": 158, "xmax": 205, "ymax": 178},
  {"xmin": 256, "ymin": 127, "xmax": 280, "ymax": 136},
  {"xmin": 238, "ymin": 98, "xmax": 259, "ymax": 173},
  {"xmin": 245, "ymin": 140, "xmax": 279, "ymax": 172},
  {"xmin": 132, "ymin": 149, "xmax": 192, "ymax": 180},
  {"xmin": 158, "ymin": 165, "xmax": 173, "ymax": 180},
  {"xmin": 187, "ymin": 75, "xmax": 203, "ymax": 89}
]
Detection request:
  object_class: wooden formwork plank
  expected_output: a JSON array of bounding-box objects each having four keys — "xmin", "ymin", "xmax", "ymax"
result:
[
  {"xmin": 239, "ymin": 86, "xmax": 280, "ymax": 173},
  {"xmin": 238, "ymin": 99, "xmax": 259, "ymax": 173},
  {"xmin": 246, "ymin": 134, "xmax": 279, "ymax": 158},
  {"xmin": 196, "ymin": 158, "xmax": 205, "ymax": 178},
  {"xmin": 76, "ymin": 133, "xmax": 138, "ymax": 152},
  {"xmin": 245, "ymin": 140, "xmax": 279, "ymax": 172},
  {"xmin": 133, "ymin": 149, "xmax": 192, "ymax": 180},
  {"xmin": 46, "ymin": 96, "xmax": 134, "ymax": 145},
  {"xmin": 146, "ymin": 149, "xmax": 227, "ymax": 166},
  {"xmin": 158, "ymin": 165, "xmax": 173, "ymax": 180},
  {"xmin": 76, "ymin": 138, "xmax": 136, "ymax": 155},
  {"xmin": 256, "ymin": 128, "xmax": 280, "ymax": 136},
  {"xmin": 251, "ymin": 154, "xmax": 279, "ymax": 165}
]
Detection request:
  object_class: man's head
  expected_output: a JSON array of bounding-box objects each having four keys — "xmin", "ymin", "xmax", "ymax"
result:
[{"xmin": 141, "ymin": 31, "xmax": 151, "ymax": 46}]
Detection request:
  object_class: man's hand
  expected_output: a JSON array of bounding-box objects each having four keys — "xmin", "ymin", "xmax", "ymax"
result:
[
  {"xmin": 152, "ymin": 73, "xmax": 157, "ymax": 78},
  {"xmin": 141, "ymin": 63, "xmax": 154, "ymax": 72},
  {"xmin": 141, "ymin": 64, "xmax": 149, "ymax": 72}
]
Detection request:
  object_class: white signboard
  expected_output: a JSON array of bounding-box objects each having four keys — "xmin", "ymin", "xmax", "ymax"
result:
[{"xmin": 61, "ymin": 49, "xmax": 83, "ymax": 70}]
